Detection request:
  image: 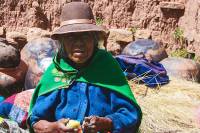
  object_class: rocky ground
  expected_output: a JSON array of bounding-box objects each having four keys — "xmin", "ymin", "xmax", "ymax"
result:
[{"xmin": 130, "ymin": 77, "xmax": 200, "ymax": 132}]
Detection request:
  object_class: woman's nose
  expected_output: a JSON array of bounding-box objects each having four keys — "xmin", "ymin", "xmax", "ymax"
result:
[{"xmin": 74, "ymin": 39, "xmax": 84, "ymax": 47}]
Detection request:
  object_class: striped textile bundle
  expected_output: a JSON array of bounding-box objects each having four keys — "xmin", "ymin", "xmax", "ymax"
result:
[{"xmin": 0, "ymin": 89, "xmax": 34, "ymax": 128}]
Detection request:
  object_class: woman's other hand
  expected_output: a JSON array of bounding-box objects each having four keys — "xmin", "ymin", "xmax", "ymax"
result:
[
  {"xmin": 33, "ymin": 119, "xmax": 79, "ymax": 133},
  {"xmin": 82, "ymin": 116, "xmax": 112, "ymax": 133}
]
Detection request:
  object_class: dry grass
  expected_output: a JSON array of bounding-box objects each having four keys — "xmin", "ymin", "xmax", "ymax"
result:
[{"xmin": 129, "ymin": 77, "xmax": 200, "ymax": 133}]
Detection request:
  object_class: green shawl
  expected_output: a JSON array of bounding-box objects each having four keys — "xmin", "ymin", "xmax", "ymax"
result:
[{"xmin": 28, "ymin": 49, "xmax": 142, "ymax": 120}]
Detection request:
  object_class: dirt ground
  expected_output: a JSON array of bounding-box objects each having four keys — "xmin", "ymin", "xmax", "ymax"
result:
[{"xmin": 130, "ymin": 77, "xmax": 200, "ymax": 133}]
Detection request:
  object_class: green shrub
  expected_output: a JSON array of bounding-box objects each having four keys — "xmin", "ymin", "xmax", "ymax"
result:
[
  {"xmin": 129, "ymin": 27, "xmax": 137, "ymax": 34},
  {"xmin": 95, "ymin": 17, "xmax": 103, "ymax": 25},
  {"xmin": 173, "ymin": 27, "xmax": 184, "ymax": 47},
  {"xmin": 170, "ymin": 49, "xmax": 189, "ymax": 58}
]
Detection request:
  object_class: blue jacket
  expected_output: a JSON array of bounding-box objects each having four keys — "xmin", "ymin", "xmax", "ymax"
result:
[{"xmin": 29, "ymin": 81, "xmax": 140, "ymax": 133}]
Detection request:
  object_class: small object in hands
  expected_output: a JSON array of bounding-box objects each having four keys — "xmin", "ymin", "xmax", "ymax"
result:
[
  {"xmin": 65, "ymin": 119, "xmax": 82, "ymax": 133},
  {"xmin": 66, "ymin": 120, "xmax": 80, "ymax": 128},
  {"xmin": 0, "ymin": 117, "xmax": 3, "ymax": 123}
]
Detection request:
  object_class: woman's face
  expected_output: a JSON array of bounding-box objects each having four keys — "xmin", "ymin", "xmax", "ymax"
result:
[{"xmin": 62, "ymin": 32, "xmax": 95, "ymax": 65}]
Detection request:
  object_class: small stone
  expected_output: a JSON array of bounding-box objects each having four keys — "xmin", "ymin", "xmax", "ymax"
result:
[
  {"xmin": 160, "ymin": 2, "xmax": 185, "ymax": 10},
  {"xmin": 32, "ymin": 1, "xmax": 40, "ymax": 8},
  {"xmin": 135, "ymin": 29, "xmax": 151, "ymax": 40}
]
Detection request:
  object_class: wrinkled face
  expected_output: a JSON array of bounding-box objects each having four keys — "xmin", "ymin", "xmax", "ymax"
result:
[{"xmin": 62, "ymin": 32, "xmax": 95, "ymax": 65}]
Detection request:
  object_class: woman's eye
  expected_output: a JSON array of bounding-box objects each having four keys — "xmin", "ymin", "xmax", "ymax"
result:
[
  {"xmin": 82, "ymin": 35, "xmax": 89, "ymax": 40},
  {"xmin": 66, "ymin": 36, "xmax": 74, "ymax": 41}
]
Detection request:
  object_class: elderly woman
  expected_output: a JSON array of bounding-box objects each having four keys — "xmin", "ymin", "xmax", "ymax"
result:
[{"xmin": 28, "ymin": 2, "xmax": 142, "ymax": 133}]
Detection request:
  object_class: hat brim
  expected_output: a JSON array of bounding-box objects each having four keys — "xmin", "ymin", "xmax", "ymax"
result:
[{"xmin": 51, "ymin": 23, "xmax": 107, "ymax": 40}]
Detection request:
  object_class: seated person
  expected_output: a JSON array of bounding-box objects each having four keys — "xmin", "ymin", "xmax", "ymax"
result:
[{"xmin": 28, "ymin": 2, "xmax": 142, "ymax": 133}]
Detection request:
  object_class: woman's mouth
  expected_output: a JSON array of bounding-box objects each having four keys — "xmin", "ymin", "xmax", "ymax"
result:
[{"xmin": 73, "ymin": 49, "xmax": 85, "ymax": 56}]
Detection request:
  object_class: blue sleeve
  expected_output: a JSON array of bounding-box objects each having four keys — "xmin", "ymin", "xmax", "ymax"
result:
[
  {"xmin": 105, "ymin": 92, "xmax": 141, "ymax": 133},
  {"xmin": 28, "ymin": 90, "xmax": 60, "ymax": 127}
]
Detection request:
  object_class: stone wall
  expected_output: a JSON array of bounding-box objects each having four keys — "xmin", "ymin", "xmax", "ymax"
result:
[
  {"xmin": 0, "ymin": 0, "xmax": 62, "ymax": 32},
  {"xmin": 178, "ymin": 0, "xmax": 200, "ymax": 56},
  {"xmin": 0, "ymin": 0, "xmax": 199, "ymax": 56}
]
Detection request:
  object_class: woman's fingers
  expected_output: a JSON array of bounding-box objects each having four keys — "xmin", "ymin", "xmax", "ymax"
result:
[
  {"xmin": 59, "ymin": 118, "xmax": 70, "ymax": 123},
  {"xmin": 57, "ymin": 121, "xmax": 79, "ymax": 133}
]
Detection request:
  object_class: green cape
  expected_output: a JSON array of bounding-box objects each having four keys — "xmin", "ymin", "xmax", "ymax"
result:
[{"xmin": 28, "ymin": 49, "xmax": 142, "ymax": 124}]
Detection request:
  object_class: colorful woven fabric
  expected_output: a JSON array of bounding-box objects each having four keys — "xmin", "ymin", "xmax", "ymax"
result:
[
  {"xmin": 0, "ymin": 118, "xmax": 29, "ymax": 133},
  {"xmin": 0, "ymin": 89, "xmax": 34, "ymax": 128}
]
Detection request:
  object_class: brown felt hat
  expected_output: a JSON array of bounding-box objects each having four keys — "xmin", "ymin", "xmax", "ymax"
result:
[{"xmin": 51, "ymin": 2, "xmax": 107, "ymax": 39}]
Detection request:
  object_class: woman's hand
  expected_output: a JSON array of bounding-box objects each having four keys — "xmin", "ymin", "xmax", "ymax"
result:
[
  {"xmin": 82, "ymin": 116, "xmax": 112, "ymax": 133},
  {"xmin": 33, "ymin": 119, "xmax": 79, "ymax": 133}
]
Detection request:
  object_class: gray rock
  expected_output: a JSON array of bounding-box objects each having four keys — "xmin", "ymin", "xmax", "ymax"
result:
[
  {"xmin": 0, "ymin": 42, "xmax": 27, "ymax": 97},
  {"xmin": 122, "ymin": 39, "xmax": 168, "ymax": 62},
  {"xmin": 0, "ymin": 43, "xmax": 20, "ymax": 68},
  {"xmin": 21, "ymin": 38, "xmax": 59, "ymax": 90},
  {"xmin": 160, "ymin": 57, "xmax": 200, "ymax": 82}
]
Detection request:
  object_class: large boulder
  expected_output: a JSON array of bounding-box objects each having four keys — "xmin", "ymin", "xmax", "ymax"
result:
[
  {"xmin": 160, "ymin": 57, "xmax": 200, "ymax": 82},
  {"xmin": 6, "ymin": 32, "xmax": 27, "ymax": 51},
  {"xmin": 0, "ymin": 43, "xmax": 20, "ymax": 68},
  {"xmin": 0, "ymin": 43, "xmax": 27, "ymax": 97},
  {"xmin": 21, "ymin": 38, "xmax": 59, "ymax": 90},
  {"xmin": 122, "ymin": 39, "xmax": 168, "ymax": 62}
]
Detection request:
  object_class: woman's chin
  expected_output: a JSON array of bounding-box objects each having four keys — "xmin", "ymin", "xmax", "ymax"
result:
[{"xmin": 71, "ymin": 57, "xmax": 87, "ymax": 65}]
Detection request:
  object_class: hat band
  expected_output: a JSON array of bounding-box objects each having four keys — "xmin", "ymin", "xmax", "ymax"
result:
[{"xmin": 60, "ymin": 19, "xmax": 95, "ymax": 26}]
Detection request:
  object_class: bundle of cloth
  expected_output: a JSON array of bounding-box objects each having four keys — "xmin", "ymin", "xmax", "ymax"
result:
[
  {"xmin": 0, "ymin": 89, "xmax": 34, "ymax": 128},
  {"xmin": 115, "ymin": 54, "xmax": 169, "ymax": 87},
  {"xmin": 0, "ymin": 117, "xmax": 29, "ymax": 133}
]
